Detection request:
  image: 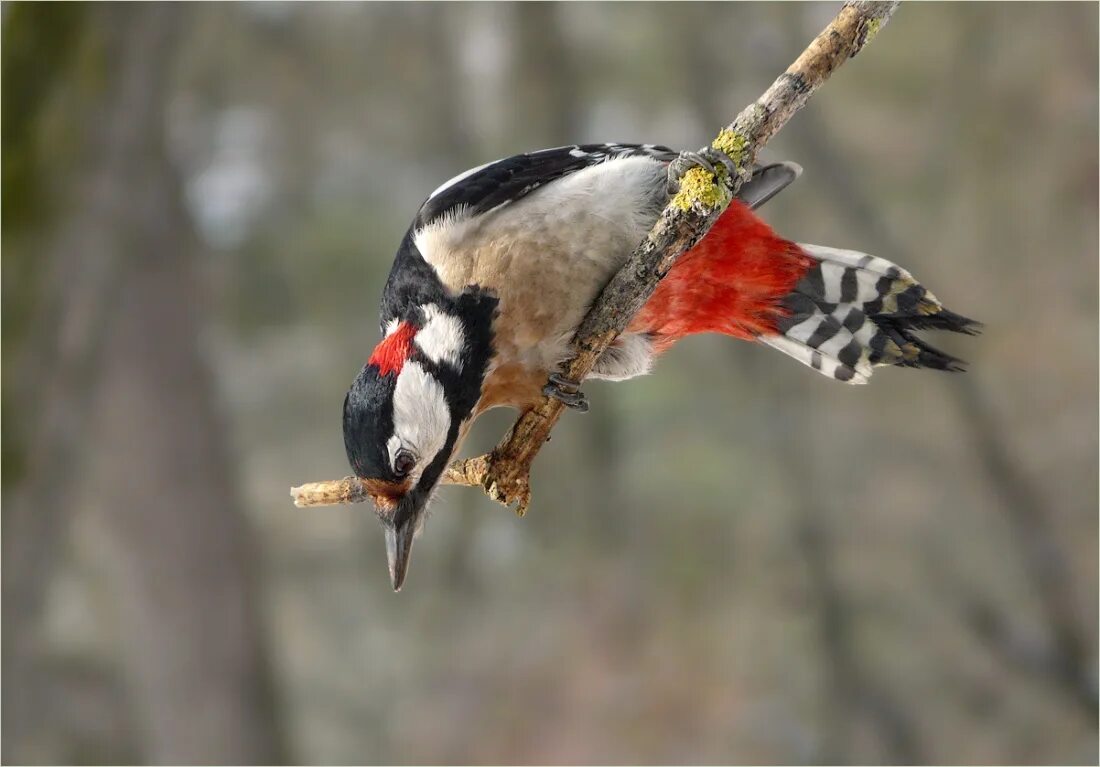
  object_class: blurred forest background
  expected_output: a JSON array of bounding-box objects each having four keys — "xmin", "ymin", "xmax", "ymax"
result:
[{"xmin": 3, "ymin": 2, "xmax": 1097, "ymax": 764}]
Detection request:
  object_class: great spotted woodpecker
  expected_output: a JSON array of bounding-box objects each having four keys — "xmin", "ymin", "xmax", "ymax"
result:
[{"xmin": 343, "ymin": 143, "xmax": 977, "ymax": 590}]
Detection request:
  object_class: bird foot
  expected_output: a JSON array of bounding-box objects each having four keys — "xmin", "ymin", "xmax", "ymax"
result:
[
  {"xmin": 667, "ymin": 146, "xmax": 739, "ymax": 194},
  {"xmin": 543, "ymin": 372, "xmax": 589, "ymax": 412}
]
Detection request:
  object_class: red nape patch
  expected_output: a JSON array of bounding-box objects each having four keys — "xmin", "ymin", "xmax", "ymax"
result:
[
  {"xmin": 368, "ymin": 322, "xmax": 417, "ymax": 376},
  {"xmin": 630, "ymin": 200, "xmax": 814, "ymax": 353}
]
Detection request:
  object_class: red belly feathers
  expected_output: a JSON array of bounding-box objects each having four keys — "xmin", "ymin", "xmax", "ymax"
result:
[{"xmin": 629, "ymin": 200, "xmax": 814, "ymax": 352}]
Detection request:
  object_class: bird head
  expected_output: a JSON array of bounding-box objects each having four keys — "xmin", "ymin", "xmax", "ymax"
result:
[{"xmin": 343, "ymin": 296, "xmax": 495, "ymax": 590}]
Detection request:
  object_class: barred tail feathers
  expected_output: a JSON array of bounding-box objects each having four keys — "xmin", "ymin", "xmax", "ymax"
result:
[
  {"xmin": 764, "ymin": 243, "xmax": 980, "ymax": 384},
  {"xmin": 630, "ymin": 202, "xmax": 978, "ymax": 385}
]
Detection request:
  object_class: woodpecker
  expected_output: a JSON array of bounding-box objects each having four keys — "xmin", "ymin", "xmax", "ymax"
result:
[{"xmin": 342, "ymin": 143, "xmax": 977, "ymax": 590}]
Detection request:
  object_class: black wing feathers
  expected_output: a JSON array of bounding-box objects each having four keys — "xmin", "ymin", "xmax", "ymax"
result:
[
  {"xmin": 416, "ymin": 143, "xmax": 802, "ymax": 231},
  {"xmin": 414, "ymin": 143, "xmax": 676, "ymax": 230}
]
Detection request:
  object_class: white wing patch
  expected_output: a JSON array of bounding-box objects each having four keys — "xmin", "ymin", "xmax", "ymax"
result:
[
  {"xmin": 416, "ymin": 304, "xmax": 465, "ymax": 372},
  {"xmin": 390, "ymin": 361, "xmax": 451, "ymax": 481}
]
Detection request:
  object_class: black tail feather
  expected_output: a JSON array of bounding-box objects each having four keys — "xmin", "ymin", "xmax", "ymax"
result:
[
  {"xmin": 878, "ymin": 307, "xmax": 983, "ymax": 336},
  {"xmin": 874, "ymin": 316, "xmax": 970, "ymax": 372}
]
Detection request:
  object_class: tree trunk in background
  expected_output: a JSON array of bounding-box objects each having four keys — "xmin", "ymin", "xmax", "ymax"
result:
[
  {"xmin": 87, "ymin": 226, "xmax": 285, "ymax": 764},
  {"xmin": 4, "ymin": 4, "xmax": 285, "ymax": 762},
  {"xmin": 2, "ymin": 5, "xmax": 176, "ymax": 759},
  {"xmin": 86, "ymin": 5, "xmax": 286, "ymax": 763}
]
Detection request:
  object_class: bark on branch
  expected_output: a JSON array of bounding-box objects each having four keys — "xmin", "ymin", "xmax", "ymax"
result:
[{"xmin": 291, "ymin": 1, "xmax": 899, "ymax": 515}]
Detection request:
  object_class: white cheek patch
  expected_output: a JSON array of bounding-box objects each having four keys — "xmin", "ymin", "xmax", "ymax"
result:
[
  {"xmin": 416, "ymin": 304, "xmax": 465, "ymax": 372},
  {"xmin": 382, "ymin": 317, "xmax": 401, "ymax": 337},
  {"xmin": 390, "ymin": 361, "xmax": 451, "ymax": 478}
]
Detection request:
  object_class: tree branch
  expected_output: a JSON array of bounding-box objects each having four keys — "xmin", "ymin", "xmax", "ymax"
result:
[{"xmin": 291, "ymin": 1, "xmax": 900, "ymax": 514}]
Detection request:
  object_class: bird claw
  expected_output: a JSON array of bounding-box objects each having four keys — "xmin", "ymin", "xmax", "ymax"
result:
[
  {"xmin": 543, "ymin": 372, "xmax": 589, "ymax": 412},
  {"xmin": 667, "ymin": 146, "xmax": 739, "ymax": 194}
]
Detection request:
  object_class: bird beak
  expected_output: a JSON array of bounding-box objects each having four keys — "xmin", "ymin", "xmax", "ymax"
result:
[{"xmin": 384, "ymin": 520, "xmax": 416, "ymax": 591}]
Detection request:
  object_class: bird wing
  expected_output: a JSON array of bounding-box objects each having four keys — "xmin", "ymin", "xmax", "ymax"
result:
[
  {"xmin": 413, "ymin": 143, "xmax": 679, "ymax": 230},
  {"xmin": 416, "ymin": 144, "xmax": 802, "ymax": 231}
]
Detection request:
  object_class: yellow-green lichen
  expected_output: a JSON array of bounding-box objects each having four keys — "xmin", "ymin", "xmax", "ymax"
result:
[
  {"xmin": 671, "ymin": 166, "xmax": 731, "ymax": 212},
  {"xmin": 711, "ymin": 128, "xmax": 748, "ymax": 166},
  {"xmin": 862, "ymin": 17, "xmax": 882, "ymax": 45}
]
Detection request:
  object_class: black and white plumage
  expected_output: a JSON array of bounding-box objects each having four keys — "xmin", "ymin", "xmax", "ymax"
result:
[
  {"xmin": 416, "ymin": 143, "xmax": 799, "ymax": 233},
  {"xmin": 415, "ymin": 144, "xmax": 678, "ymax": 229},
  {"xmin": 766, "ymin": 244, "xmax": 979, "ymax": 383},
  {"xmin": 341, "ymin": 142, "xmax": 976, "ymax": 589}
]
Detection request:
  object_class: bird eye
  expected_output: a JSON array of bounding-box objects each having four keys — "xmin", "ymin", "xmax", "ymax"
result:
[{"xmin": 393, "ymin": 449, "xmax": 416, "ymax": 478}]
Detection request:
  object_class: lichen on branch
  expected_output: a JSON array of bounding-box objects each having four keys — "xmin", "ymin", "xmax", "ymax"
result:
[{"xmin": 671, "ymin": 167, "xmax": 733, "ymax": 213}]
